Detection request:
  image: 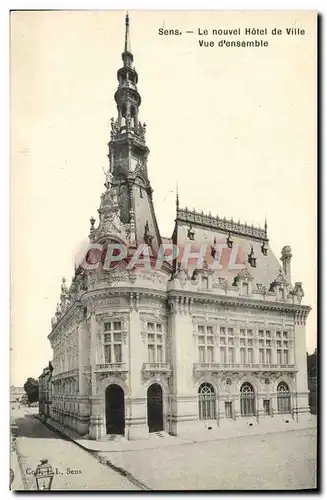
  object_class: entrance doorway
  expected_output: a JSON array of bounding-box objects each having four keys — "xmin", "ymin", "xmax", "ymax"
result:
[
  {"xmin": 147, "ymin": 384, "xmax": 163, "ymax": 433},
  {"xmin": 105, "ymin": 384, "xmax": 125, "ymax": 435}
]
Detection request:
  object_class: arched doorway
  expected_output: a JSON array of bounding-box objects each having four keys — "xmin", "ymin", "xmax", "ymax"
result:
[
  {"xmin": 105, "ymin": 384, "xmax": 125, "ymax": 435},
  {"xmin": 147, "ymin": 384, "xmax": 163, "ymax": 433}
]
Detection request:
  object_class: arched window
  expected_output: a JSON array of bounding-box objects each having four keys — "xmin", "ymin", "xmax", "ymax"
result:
[
  {"xmin": 240, "ymin": 382, "xmax": 255, "ymax": 416},
  {"xmin": 198, "ymin": 383, "xmax": 216, "ymax": 420},
  {"xmin": 277, "ymin": 382, "xmax": 291, "ymax": 414}
]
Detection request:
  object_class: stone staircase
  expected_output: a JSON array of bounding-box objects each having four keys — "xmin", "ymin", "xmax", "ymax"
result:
[
  {"xmin": 149, "ymin": 431, "xmax": 169, "ymax": 439},
  {"xmin": 100, "ymin": 434, "xmax": 127, "ymax": 442}
]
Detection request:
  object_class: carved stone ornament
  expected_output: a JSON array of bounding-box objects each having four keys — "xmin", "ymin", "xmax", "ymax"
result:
[{"xmin": 141, "ymin": 371, "xmax": 170, "ymax": 384}]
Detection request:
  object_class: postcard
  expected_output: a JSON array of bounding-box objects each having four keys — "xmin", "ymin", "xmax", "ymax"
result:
[{"xmin": 10, "ymin": 10, "xmax": 317, "ymax": 491}]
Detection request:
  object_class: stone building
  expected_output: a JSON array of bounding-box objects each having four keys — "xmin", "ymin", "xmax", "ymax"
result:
[
  {"xmin": 10, "ymin": 386, "xmax": 25, "ymax": 402},
  {"xmin": 47, "ymin": 15, "xmax": 311, "ymax": 441},
  {"xmin": 39, "ymin": 365, "xmax": 53, "ymax": 421}
]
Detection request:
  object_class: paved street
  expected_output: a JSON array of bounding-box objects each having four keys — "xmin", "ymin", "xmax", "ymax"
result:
[
  {"xmin": 98, "ymin": 428, "xmax": 317, "ymax": 490},
  {"xmin": 10, "ymin": 406, "xmax": 140, "ymax": 491},
  {"xmin": 11, "ymin": 405, "xmax": 317, "ymax": 491}
]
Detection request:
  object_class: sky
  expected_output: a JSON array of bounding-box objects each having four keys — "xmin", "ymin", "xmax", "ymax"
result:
[{"xmin": 10, "ymin": 10, "xmax": 316, "ymax": 386}]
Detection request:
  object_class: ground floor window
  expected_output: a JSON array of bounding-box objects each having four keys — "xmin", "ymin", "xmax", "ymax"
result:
[
  {"xmin": 225, "ymin": 401, "xmax": 233, "ymax": 418},
  {"xmin": 198, "ymin": 383, "xmax": 216, "ymax": 420},
  {"xmin": 240, "ymin": 382, "xmax": 255, "ymax": 416},
  {"xmin": 277, "ymin": 382, "xmax": 291, "ymax": 414}
]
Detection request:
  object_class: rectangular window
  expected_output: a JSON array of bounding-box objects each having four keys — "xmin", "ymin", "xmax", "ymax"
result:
[
  {"xmin": 247, "ymin": 330, "xmax": 253, "ymax": 337},
  {"xmin": 198, "ymin": 335, "xmax": 205, "ymax": 344},
  {"xmin": 207, "ymin": 326, "xmax": 213, "ymax": 334},
  {"xmin": 220, "ymin": 337, "xmax": 226, "ymax": 345},
  {"xmin": 240, "ymin": 348, "xmax": 246, "ymax": 364},
  {"xmin": 103, "ymin": 321, "xmax": 123, "ymax": 363},
  {"xmin": 266, "ymin": 350, "xmax": 272, "ymax": 364},
  {"xmin": 220, "ymin": 347, "xmax": 226, "ymax": 364},
  {"xmin": 104, "ymin": 345, "xmax": 111, "ymax": 364},
  {"xmin": 148, "ymin": 344, "xmax": 155, "ymax": 362},
  {"xmin": 277, "ymin": 349, "xmax": 282, "ymax": 364},
  {"xmin": 220, "ymin": 327, "xmax": 226, "ymax": 335},
  {"xmin": 228, "ymin": 347, "xmax": 234, "ymax": 364},
  {"xmin": 198, "ymin": 325, "xmax": 205, "ymax": 334},
  {"xmin": 199, "ymin": 346, "xmax": 205, "ymax": 363},
  {"xmin": 283, "ymin": 350, "xmax": 289, "ymax": 365},
  {"xmin": 263, "ymin": 399, "xmax": 271, "ymax": 416},
  {"xmin": 266, "ymin": 331, "xmax": 271, "ymax": 338},
  {"xmin": 114, "ymin": 344, "xmax": 122, "ymax": 363},
  {"xmin": 157, "ymin": 345, "xmax": 163, "ymax": 363},
  {"xmin": 207, "ymin": 336, "xmax": 214, "ymax": 345},
  {"xmin": 259, "ymin": 330, "xmax": 264, "ymax": 337},
  {"xmin": 283, "ymin": 331, "xmax": 288, "ymax": 339},
  {"xmin": 242, "ymin": 282, "xmax": 249, "ymax": 294},
  {"xmin": 207, "ymin": 346, "xmax": 214, "ymax": 362},
  {"xmin": 276, "ymin": 331, "xmax": 281, "ymax": 338},
  {"xmin": 225, "ymin": 402, "xmax": 233, "ymax": 419},
  {"xmin": 248, "ymin": 348, "xmax": 253, "ymax": 364},
  {"xmin": 228, "ymin": 328, "xmax": 233, "ymax": 335},
  {"xmin": 147, "ymin": 322, "xmax": 165, "ymax": 363},
  {"xmin": 259, "ymin": 349, "xmax": 264, "ymax": 364},
  {"xmin": 240, "ymin": 329, "xmax": 245, "ymax": 336}
]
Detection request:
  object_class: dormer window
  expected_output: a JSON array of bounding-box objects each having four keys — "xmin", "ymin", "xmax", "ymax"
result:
[
  {"xmin": 144, "ymin": 221, "xmax": 153, "ymax": 245},
  {"xmin": 248, "ymin": 246, "xmax": 257, "ymax": 268},
  {"xmin": 242, "ymin": 282, "xmax": 249, "ymax": 295},
  {"xmin": 187, "ymin": 225, "xmax": 195, "ymax": 240},
  {"xmin": 226, "ymin": 233, "xmax": 233, "ymax": 249},
  {"xmin": 261, "ymin": 241, "xmax": 268, "ymax": 256}
]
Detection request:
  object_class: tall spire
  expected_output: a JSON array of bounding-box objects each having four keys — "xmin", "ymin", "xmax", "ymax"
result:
[
  {"xmin": 176, "ymin": 183, "xmax": 179, "ymax": 212},
  {"xmin": 124, "ymin": 12, "xmax": 132, "ymax": 54}
]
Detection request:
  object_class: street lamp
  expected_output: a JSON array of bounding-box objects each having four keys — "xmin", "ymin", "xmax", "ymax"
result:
[{"xmin": 35, "ymin": 459, "xmax": 54, "ymax": 490}]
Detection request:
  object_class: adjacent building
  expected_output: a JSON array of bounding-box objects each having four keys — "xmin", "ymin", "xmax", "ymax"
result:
[
  {"xmin": 38, "ymin": 365, "xmax": 53, "ymax": 421},
  {"xmin": 307, "ymin": 349, "xmax": 317, "ymax": 414},
  {"xmin": 10, "ymin": 386, "xmax": 25, "ymax": 403},
  {"xmin": 47, "ymin": 15, "xmax": 312, "ymax": 441}
]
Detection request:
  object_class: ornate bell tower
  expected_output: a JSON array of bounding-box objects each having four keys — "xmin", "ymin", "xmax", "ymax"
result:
[{"xmin": 105, "ymin": 13, "xmax": 161, "ymax": 250}]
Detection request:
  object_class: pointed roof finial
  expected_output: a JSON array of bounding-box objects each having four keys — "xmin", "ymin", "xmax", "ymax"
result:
[
  {"xmin": 264, "ymin": 214, "xmax": 268, "ymax": 237},
  {"xmin": 176, "ymin": 182, "xmax": 179, "ymax": 212},
  {"xmin": 124, "ymin": 11, "xmax": 132, "ymax": 54}
]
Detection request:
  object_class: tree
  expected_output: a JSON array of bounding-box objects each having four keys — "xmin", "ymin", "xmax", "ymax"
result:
[{"xmin": 23, "ymin": 378, "xmax": 39, "ymax": 404}]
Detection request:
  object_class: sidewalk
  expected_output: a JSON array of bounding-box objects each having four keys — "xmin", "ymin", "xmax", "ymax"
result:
[
  {"xmin": 10, "ymin": 448, "xmax": 25, "ymax": 491},
  {"xmin": 41, "ymin": 413, "xmax": 317, "ymax": 453}
]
